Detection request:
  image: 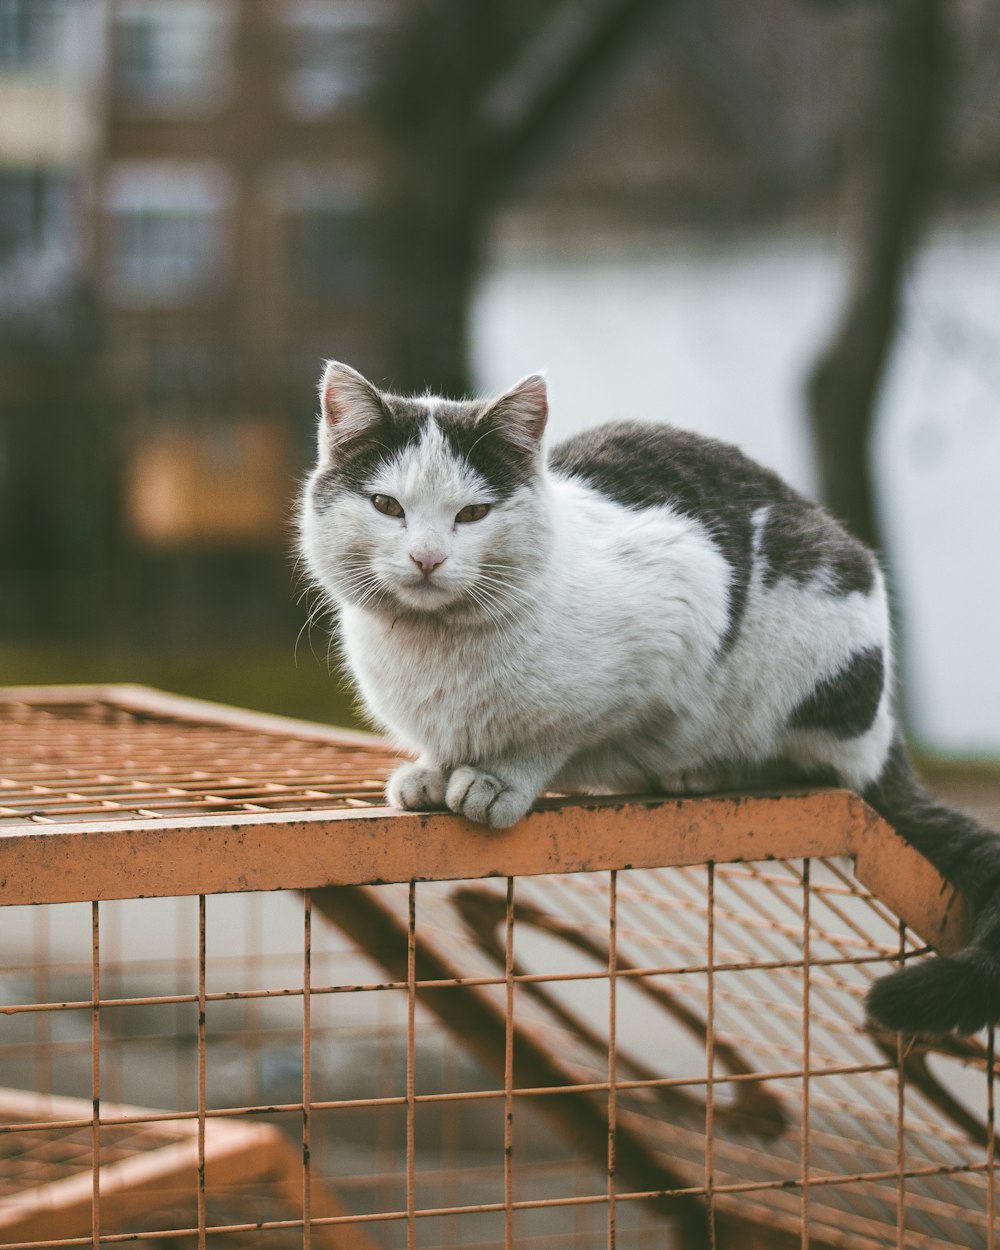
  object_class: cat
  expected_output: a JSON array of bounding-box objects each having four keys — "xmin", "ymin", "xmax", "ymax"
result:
[{"xmin": 298, "ymin": 360, "xmax": 1000, "ymax": 1037}]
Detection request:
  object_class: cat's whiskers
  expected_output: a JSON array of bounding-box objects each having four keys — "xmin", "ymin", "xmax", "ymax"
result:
[
  {"xmin": 465, "ymin": 586, "xmax": 513, "ymax": 636},
  {"xmin": 475, "ymin": 567, "xmax": 542, "ymax": 616},
  {"xmin": 464, "ymin": 576, "xmax": 532, "ymax": 637},
  {"xmin": 348, "ymin": 576, "xmax": 390, "ymax": 613},
  {"xmin": 293, "ymin": 591, "xmax": 335, "ymax": 668},
  {"xmin": 291, "ymin": 558, "xmax": 322, "ymax": 610},
  {"xmin": 323, "ymin": 556, "xmax": 394, "ymax": 617}
]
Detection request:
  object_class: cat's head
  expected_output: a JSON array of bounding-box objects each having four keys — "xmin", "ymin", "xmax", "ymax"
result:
[{"xmin": 299, "ymin": 362, "xmax": 550, "ymax": 619}]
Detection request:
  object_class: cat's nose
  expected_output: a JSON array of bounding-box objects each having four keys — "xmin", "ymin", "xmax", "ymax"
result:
[{"xmin": 410, "ymin": 550, "xmax": 447, "ymax": 576}]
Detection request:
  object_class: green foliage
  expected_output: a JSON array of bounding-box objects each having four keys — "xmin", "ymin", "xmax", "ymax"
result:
[{"xmin": 0, "ymin": 642, "xmax": 364, "ymax": 730}]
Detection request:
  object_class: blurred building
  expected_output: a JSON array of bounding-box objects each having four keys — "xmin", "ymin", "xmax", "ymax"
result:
[
  {"xmin": 2, "ymin": 0, "xmax": 999, "ymax": 647},
  {"xmin": 98, "ymin": 0, "xmax": 386, "ymax": 553},
  {"xmin": 0, "ymin": 0, "xmax": 98, "ymax": 292},
  {"xmin": 0, "ymin": 0, "xmax": 387, "ymax": 637},
  {"xmin": 0, "ymin": 0, "xmax": 106, "ymax": 631}
]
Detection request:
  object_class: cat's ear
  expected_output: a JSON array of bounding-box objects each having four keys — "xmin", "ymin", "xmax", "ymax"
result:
[
  {"xmin": 483, "ymin": 373, "xmax": 548, "ymax": 451},
  {"xmin": 317, "ymin": 361, "xmax": 383, "ymax": 455}
]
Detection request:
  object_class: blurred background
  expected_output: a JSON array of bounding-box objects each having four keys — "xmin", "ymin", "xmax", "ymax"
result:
[{"xmin": 1, "ymin": 0, "xmax": 999, "ymax": 760}]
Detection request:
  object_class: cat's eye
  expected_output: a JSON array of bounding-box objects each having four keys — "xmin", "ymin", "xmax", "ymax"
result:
[
  {"xmin": 456, "ymin": 503, "xmax": 490, "ymax": 524},
  {"xmin": 371, "ymin": 494, "xmax": 404, "ymax": 518}
]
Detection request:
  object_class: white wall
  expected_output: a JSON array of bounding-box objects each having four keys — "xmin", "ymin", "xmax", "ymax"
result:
[{"xmin": 472, "ymin": 215, "xmax": 1000, "ymax": 757}]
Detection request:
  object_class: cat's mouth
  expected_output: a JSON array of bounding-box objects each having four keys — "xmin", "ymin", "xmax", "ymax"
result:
[
  {"xmin": 393, "ymin": 573, "xmax": 461, "ymax": 609},
  {"xmin": 356, "ymin": 566, "xmax": 489, "ymax": 619}
]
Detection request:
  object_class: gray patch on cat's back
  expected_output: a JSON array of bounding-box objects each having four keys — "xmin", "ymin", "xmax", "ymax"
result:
[
  {"xmin": 549, "ymin": 421, "xmax": 878, "ymax": 650},
  {"xmin": 549, "ymin": 422, "xmax": 779, "ymax": 650},
  {"xmin": 789, "ymin": 647, "xmax": 885, "ymax": 739},
  {"xmin": 758, "ymin": 501, "xmax": 875, "ymax": 595}
]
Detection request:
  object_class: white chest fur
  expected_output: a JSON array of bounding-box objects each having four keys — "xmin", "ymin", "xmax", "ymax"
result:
[{"xmin": 338, "ymin": 481, "xmax": 733, "ymax": 771}]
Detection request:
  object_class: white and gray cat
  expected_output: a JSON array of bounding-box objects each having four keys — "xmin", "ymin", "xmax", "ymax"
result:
[{"xmin": 299, "ymin": 361, "xmax": 1000, "ymax": 1037}]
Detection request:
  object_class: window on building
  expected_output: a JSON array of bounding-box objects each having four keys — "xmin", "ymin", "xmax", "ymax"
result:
[
  {"xmin": 0, "ymin": 169, "xmax": 74, "ymax": 267},
  {"xmin": 0, "ymin": 0, "xmax": 69, "ymax": 73},
  {"xmin": 275, "ymin": 164, "xmax": 373, "ymax": 303},
  {"xmin": 281, "ymin": 0, "xmax": 385, "ymax": 118},
  {"xmin": 105, "ymin": 163, "xmax": 232, "ymax": 305},
  {"xmin": 287, "ymin": 204, "xmax": 372, "ymax": 301},
  {"xmin": 112, "ymin": 0, "xmax": 233, "ymax": 114}
]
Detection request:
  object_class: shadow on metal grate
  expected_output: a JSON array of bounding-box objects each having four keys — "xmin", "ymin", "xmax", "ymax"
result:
[{"xmin": 0, "ymin": 686, "xmax": 995, "ymax": 1248}]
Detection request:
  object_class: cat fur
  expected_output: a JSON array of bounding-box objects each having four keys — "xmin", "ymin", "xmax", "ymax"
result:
[{"xmin": 298, "ymin": 362, "xmax": 1000, "ymax": 1037}]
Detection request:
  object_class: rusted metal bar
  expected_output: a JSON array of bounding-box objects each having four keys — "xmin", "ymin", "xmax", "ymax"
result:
[{"xmin": 0, "ymin": 793, "xmax": 968, "ymax": 954}]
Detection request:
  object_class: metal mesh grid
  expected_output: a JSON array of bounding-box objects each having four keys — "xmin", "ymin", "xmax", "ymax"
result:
[
  {"xmin": 311, "ymin": 868, "xmax": 996, "ymax": 1249},
  {"xmin": 0, "ymin": 693, "xmax": 400, "ymax": 825},
  {"xmin": 1, "ymin": 687, "xmax": 996, "ymax": 1249}
]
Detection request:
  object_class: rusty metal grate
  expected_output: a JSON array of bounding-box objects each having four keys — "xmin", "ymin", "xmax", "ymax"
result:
[
  {"xmin": 342, "ymin": 868, "xmax": 993, "ymax": 1249},
  {"xmin": 0, "ymin": 685, "xmax": 995, "ymax": 1249},
  {"xmin": 0, "ymin": 687, "xmax": 400, "ymax": 825}
]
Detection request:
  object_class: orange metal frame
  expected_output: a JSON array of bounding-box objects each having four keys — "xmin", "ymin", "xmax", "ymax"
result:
[
  {"xmin": 0, "ymin": 684, "xmax": 993, "ymax": 1250},
  {"xmin": 0, "ymin": 684, "xmax": 970, "ymax": 955}
]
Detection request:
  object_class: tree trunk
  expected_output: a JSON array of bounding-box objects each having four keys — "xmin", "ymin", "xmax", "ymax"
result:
[
  {"xmin": 807, "ymin": 0, "xmax": 950, "ymax": 550},
  {"xmin": 371, "ymin": 194, "xmax": 485, "ymax": 397},
  {"xmin": 370, "ymin": 0, "xmax": 670, "ymax": 397}
]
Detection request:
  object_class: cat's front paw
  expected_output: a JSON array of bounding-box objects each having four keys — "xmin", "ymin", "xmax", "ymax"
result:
[
  {"xmin": 445, "ymin": 766, "xmax": 532, "ymax": 829},
  {"xmin": 386, "ymin": 762, "xmax": 447, "ymax": 811}
]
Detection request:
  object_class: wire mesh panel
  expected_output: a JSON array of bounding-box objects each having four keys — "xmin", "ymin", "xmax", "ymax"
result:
[
  {"xmin": 1, "ymin": 687, "xmax": 996, "ymax": 1248},
  {"xmin": 0, "ymin": 688, "xmax": 398, "ymax": 825},
  {"xmin": 308, "ymin": 869, "xmax": 996, "ymax": 1249}
]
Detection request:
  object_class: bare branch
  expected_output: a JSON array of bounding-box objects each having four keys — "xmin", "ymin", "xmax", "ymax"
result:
[
  {"xmin": 807, "ymin": 0, "xmax": 951, "ymax": 548},
  {"xmin": 478, "ymin": 0, "xmax": 671, "ymax": 185}
]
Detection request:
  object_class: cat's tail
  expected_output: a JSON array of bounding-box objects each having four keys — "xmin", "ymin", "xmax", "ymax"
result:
[{"xmin": 862, "ymin": 735, "xmax": 1000, "ymax": 1036}]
